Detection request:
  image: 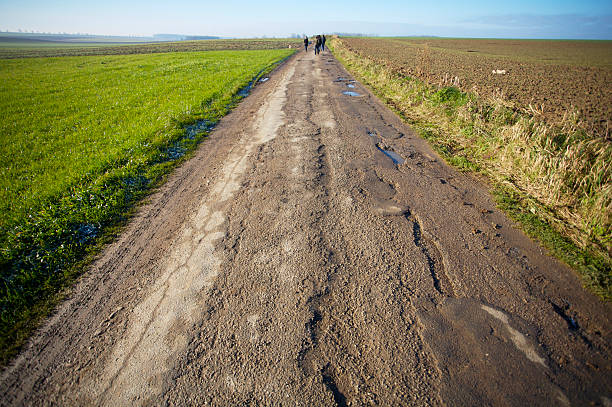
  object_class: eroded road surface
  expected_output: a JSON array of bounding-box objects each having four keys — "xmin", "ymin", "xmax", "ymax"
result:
[{"xmin": 2, "ymin": 50, "xmax": 611, "ymax": 406}]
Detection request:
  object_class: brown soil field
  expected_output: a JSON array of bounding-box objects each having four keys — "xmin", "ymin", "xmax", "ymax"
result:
[
  {"xmin": 341, "ymin": 38, "xmax": 612, "ymax": 135},
  {"xmin": 0, "ymin": 39, "xmax": 302, "ymax": 59}
]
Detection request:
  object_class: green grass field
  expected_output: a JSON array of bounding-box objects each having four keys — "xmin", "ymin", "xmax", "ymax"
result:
[{"xmin": 0, "ymin": 48, "xmax": 294, "ymax": 364}]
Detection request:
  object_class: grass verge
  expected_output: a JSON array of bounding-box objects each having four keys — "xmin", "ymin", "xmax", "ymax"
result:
[
  {"xmin": 330, "ymin": 38, "xmax": 610, "ymax": 300},
  {"xmin": 0, "ymin": 49, "xmax": 294, "ymax": 365}
]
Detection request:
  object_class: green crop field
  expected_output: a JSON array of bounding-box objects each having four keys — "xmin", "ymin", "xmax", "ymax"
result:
[{"xmin": 0, "ymin": 47, "xmax": 294, "ymax": 363}]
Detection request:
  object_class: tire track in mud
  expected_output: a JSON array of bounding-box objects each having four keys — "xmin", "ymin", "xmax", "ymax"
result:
[
  {"xmin": 85, "ymin": 61, "xmax": 297, "ymax": 405},
  {"xmin": 324, "ymin": 60, "xmax": 582, "ymax": 406},
  {"xmin": 295, "ymin": 58, "xmax": 384, "ymax": 406},
  {"xmin": 405, "ymin": 211, "xmax": 455, "ymax": 298},
  {"xmin": 300, "ymin": 62, "xmax": 443, "ymax": 406},
  {"xmin": 339, "ymin": 58, "xmax": 609, "ymax": 405},
  {"xmin": 159, "ymin": 53, "xmax": 345, "ymax": 405},
  {"xmin": 295, "ymin": 64, "xmax": 346, "ymax": 405},
  {"xmin": 365, "ymin": 117, "xmax": 455, "ymax": 301}
]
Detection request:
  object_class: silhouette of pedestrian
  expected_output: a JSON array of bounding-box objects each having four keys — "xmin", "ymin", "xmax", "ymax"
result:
[
  {"xmin": 304, "ymin": 36, "xmax": 308, "ymax": 52},
  {"xmin": 315, "ymin": 35, "xmax": 322, "ymax": 55},
  {"xmin": 321, "ymin": 35, "xmax": 326, "ymax": 52}
]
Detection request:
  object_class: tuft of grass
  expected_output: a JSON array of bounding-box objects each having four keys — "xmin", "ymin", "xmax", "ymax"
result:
[
  {"xmin": 431, "ymin": 86, "xmax": 468, "ymax": 106},
  {"xmin": 330, "ymin": 38, "xmax": 611, "ymax": 301},
  {"xmin": 0, "ymin": 48, "xmax": 294, "ymax": 365}
]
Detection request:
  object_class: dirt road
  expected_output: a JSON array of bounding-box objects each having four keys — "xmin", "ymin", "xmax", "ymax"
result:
[{"xmin": 1, "ymin": 50, "xmax": 610, "ymax": 406}]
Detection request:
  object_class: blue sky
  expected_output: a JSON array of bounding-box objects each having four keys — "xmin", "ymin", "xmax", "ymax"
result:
[{"xmin": 1, "ymin": 0, "xmax": 611, "ymax": 39}]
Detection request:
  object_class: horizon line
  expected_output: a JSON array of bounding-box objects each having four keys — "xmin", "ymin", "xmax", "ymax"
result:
[{"xmin": 1, "ymin": 31, "xmax": 611, "ymax": 42}]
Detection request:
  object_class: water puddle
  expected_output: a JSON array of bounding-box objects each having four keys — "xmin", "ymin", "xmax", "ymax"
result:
[
  {"xmin": 164, "ymin": 146, "xmax": 186, "ymax": 160},
  {"xmin": 123, "ymin": 175, "xmax": 150, "ymax": 189},
  {"xmin": 551, "ymin": 302, "xmax": 579, "ymax": 331},
  {"xmin": 153, "ymin": 119, "xmax": 215, "ymax": 165},
  {"xmin": 376, "ymin": 144, "xmax": 404, "ymax": 165},
  {"xmin": 185, "ymin": 119, "xmax": 213, "ymax": 139},
  {"xmin": 238, "ymin": 68, "xmax": 267, "ymax": 97},
  {"xmin": 238, "ymin": 83, "xmax": 253, "ymax": 97},
  {"xmin": 342, "ymin": 91, "xmax": 362, "ymax": 97},
  {"xmin": 346, "ymin": 84, "xmax": 355, "ymax": 88},
  {"xmin": 259, "ymin": 77, "xmax": 269, "ymax": 82},
  {"xmin": 76, "ymin": 223, "xmax": 98, "ymax": 244}
]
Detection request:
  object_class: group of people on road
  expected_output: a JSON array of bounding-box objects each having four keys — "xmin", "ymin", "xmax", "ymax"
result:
[{"xmin": 303, "ymin": 34, "xmax": 326, "ymax": 55}]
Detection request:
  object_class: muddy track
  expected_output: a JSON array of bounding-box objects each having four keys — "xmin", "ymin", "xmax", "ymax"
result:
[{"xmin": 1, "ymin": 50, "xmax": 610, "ymax": 406}]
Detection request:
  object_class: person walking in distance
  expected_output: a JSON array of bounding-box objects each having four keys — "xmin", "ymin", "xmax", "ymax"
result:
[
  {"xmin": 321, "ymin": 35, "xmax": 326, "ymax": 52},
  {"xmin": 304, "ymin": 36, "xmax": 309, "ymax": 52},
  {"xmin": 315, "ymin": 35, "xmax": 322, "ymax": 55}
]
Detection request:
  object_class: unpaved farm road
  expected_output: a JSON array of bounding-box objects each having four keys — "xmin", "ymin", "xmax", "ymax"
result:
[{"xmin": 2, "ymin": 51, "xmax": 611, "ymax": 407}]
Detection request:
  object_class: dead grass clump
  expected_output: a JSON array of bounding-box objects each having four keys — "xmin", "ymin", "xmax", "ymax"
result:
[{"xmin": 492, "ymin": 113, "xmax": 611, "ymax": 252}]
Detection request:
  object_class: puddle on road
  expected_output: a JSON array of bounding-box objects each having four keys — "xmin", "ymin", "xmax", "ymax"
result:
[
  {"xmin": 550, "ymin": 302, "xmax": 579, "ymax": 331},
  {"xmin": 342, "ymin": 91, "xmax": 362, "ymax": 97},
  {"xmin": 259, "ymin": 77, "xmax": 269, "ymax": 82},
  {"xmin": 376, "ymin": 144, "xmax": 405, "ymax": 165},
  {"xmin": 347, "ymin": 84, "xmax": 355, "ymax": 88}
]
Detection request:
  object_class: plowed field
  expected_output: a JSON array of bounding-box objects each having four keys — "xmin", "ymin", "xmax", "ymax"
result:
[
  {"xmin": 341, "ymin": 37, "xmax": 612, "ymax": 134},
  {"xmin": 0, "ymin": 39, "xmax": 302, "ymax": 59}
]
